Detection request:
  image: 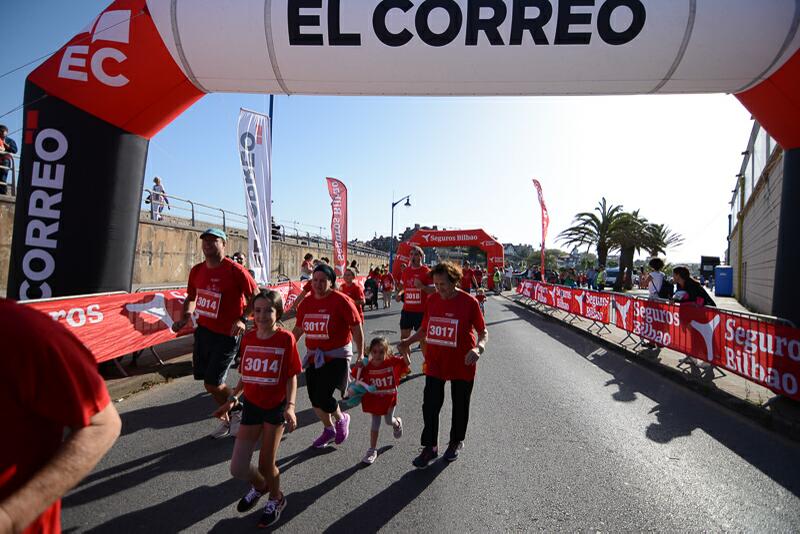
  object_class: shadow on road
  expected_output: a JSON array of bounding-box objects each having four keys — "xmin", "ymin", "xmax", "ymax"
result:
[
  {"xmin": 323, "ymin": 459, "xmax": 449, "ymax": 533},
  {"xmin": 120, "ymin": 392, "xmax": 210, "ymax": 436},
  {"xmin": 498, "ymin": 300, "xmax": 800, "ymax": 498}
]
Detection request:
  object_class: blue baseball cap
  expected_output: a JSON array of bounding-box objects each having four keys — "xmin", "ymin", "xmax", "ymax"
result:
[{"xmin": 200, "ymin": 228, "xmax": 227, "ymax": 241}]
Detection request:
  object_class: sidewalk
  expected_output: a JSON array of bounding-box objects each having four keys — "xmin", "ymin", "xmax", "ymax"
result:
[{"xmin": 502, "ymin": 290, "xmax": 800, "ymax": 441}]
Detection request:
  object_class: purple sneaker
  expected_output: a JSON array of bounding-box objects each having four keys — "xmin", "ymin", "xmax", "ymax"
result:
[
  {"xmin": 311, "ymin": 426, "xmax": 336, "ymax": 449},
  {"xmin": 334, "ymin": 413, "xmax": 350, "ymax": 444}
]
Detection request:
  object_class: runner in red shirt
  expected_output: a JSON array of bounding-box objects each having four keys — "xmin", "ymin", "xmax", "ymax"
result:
[
  {"xmin": 398, "ymin": 262, "xmax": 488, "ymax": 469},
  {"xmin": 293, "ymin": 264, "xmax": 364, "ymax": 449},
  {"xmin": 340, "ymin": 268, "xmax": 366, "ymax": 321},
  {"xmin": 351, "ymin": 337, "xmax": 411, "ymax": 465},
  {"xmin": 460, "ymin": 260, "xmax": 478, "ymax": 293},
  {"xmin": 395, "ymin": 246, "xmax": 435, "ymax": 348},
  {"xmin": 172, "ymin": 228, "xmax": 259, "ymax": 439},
  {"xmin": 214, "ymin": 290, "xmax": 300, "ymax": 528},
  {"xmin": 0, "ymin": 300, "xmax": 120, "ymax": 534},
  {"xmin": 380, "ymin": 270, "xmax": 395, "ymax": 309}
]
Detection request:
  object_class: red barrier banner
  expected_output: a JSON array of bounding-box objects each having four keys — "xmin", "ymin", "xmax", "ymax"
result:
[
  {"xmin": 26, "ymin": 290, "xmax": 195, "ymax": 364},
  {"xmin": 554, "ymin": 286, "xmax": 573, "ymax": 312},
  {"xmin": 571, "ymin": 289, "xmax": 612, "ymax": 324},
  {"xmin": 613, "ymin": 294, "xmax": 634, "ymax": 331}
]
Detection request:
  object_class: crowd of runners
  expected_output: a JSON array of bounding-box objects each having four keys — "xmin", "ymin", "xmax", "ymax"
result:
[{"xmin": 174, "ymin": 231, "xmax": 489, "ymax": 528}]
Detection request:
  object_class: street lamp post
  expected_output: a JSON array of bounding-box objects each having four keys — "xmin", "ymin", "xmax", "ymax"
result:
[{"xmin": 389, "ymin": 195, "xmax": 411, "ymax": 271}]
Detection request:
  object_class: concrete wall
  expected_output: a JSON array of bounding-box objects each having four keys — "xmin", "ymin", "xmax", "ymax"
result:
[
  {"xmin": 729, "ymin": 149, "xmax": 784, "ymax": 315},
  {"xmin": 1, "ymin": 204, "xmax": 388, "ymax": 294}
]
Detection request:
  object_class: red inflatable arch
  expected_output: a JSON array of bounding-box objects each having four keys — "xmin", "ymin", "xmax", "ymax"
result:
[
  {"xmin": 393, "ymin": 229, "xmax": 504, "ymax": 290},
  {"xmin": 8, "ymin": 0, "xmax": 800, "ymax": 323}
]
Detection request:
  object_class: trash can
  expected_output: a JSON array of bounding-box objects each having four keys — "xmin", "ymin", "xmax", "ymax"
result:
[{"xmin": 714, "ymin": 266, "xmax": 734, "ymax": 297}]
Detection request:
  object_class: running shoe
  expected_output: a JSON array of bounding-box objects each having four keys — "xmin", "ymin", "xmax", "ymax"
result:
[
  {"xmin": 361, "ymin": 447, "xmax": 378, "ymax": 465},
  {"xmin": 237, "ymin": 486, "xmax": 263, "ymax": 513},
  {"xmin": 392, "ymin": 417, "xmax": 403, "ymax": 439},
  {"xmin": 257, "ymin": 495, "xmax": 287, "ymax": 529},
  {"xmin": 209, "ymin": 420, "xmax": 231, "ymax": 439},
  {"xmin": 443, "ymin": 441, "xmax": 463, "ymax": 462},
  {"xmin": 311, "ymin": 426, "xmax": 336, "ymax": 449},
  {"xmin": 412, "ymin": 446, "xmax": 438, "ymax": 469},
  {"xmin": 334, "ymin": 413, "xmax": 350, "ymax": 444},
  {"xmin": 229, "ymin": 410, "xmax": 242, "ymax": 437}
]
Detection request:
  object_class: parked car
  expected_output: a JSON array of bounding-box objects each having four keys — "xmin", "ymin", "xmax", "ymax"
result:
[{"xmin": 604, "ymin": 267, "xmax": 620, "ymax": 288}]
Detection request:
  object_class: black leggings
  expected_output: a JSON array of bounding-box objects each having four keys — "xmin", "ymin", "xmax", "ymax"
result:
[
  {"xmin": 305, "ymin": 359, "xmax": 348, "ymax": 414},
  {"xmin": 421, "ymin": 376, "xmax": 474, "ymax": 447}
]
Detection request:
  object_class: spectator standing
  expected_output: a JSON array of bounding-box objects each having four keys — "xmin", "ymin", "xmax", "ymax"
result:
[
  {"xmin": 0, "ymin": 300, "xmax": 121, "ymax": 534},
  {"xmin": 172, "ymin": 228, "xmax": 259, "ymax": 439},
  {"xmin": 643, "ymin": 258, "xmax": 667, "ymax": 298},
  {"xmin": 149, "ymin": 176, "xmax": 170, "ymax": 221},
  {"xmin": 492, "ymin": 268, "xmax": 502, "ymax": 292},
  {"xmin": 0, "ymin": 125, "xmax": 18, "ymax": 195},
  {"xmin": 596, "ymin": 266, "xmax": 606, "ymax": 290},
  {"xmin": 586, "ymin": 266, "xmax": 597, "ymax": 290}
]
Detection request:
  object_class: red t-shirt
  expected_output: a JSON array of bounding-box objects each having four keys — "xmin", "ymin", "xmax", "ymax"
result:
[
  {"xmin": 296, "ymin": 291, "xmax": 362, "ymax": 351},
  {"xmin": 303, "ymin": 280, "xmax": 312, "ymax": 294},
  {"xmin": 0, "ymin": 300, "xmax": 110, "ymax": 534},
  {"xmin": 239, "ymin": 328, "xmax": 302, "ymax": 410},
  {"xmin": 460, "ymin": 268, "xmax": 475, "ymax": 290},
  {"xmin": 339, "ymin": 282, "xmax": 366, "ymax": 321},
  {"xmin": 381, "ymin": 273, "xmax": 395, "ymax": 291},
  {"xmin": 421, "ymin": 290, "xmax": 487, "ymax": 381},
  {"xmin": 401, "ymin": 265, "xmax": 432, "ymax": 313},
  {"xmin": 351, "ymin": 356, "xmax": 408, "ymax": 415},
  {"xmin": 187, "ymin": 257, "xmax": 258, "ymax": 335},
  {"xmin": 476, "ymin": 294, "xmax": 487, "ymax": 303}
]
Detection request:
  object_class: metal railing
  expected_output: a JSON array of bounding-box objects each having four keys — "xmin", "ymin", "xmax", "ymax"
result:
[{"xmin": 0, "ymin": 151, "xmax": 19, "ymax": 197}]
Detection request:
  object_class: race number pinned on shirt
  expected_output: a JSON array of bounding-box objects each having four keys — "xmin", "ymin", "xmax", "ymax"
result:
[
  {"xmin": 405, "ymin": 288, "xmax": 422, "ymax": 306},
  {"xmin": 241, "ymin": 346, "xmax": 284, "ymax": 385},
  {"xmin": 195, "ymin": 289, "xmax": 222, "ymax": 319},
  {"xmin": 427, "ymin": 317, "xmax": 458, "ymax": 348},
  {"xmin": 303, "ymin": 313, "xmax": 331, "ymax": 340}
]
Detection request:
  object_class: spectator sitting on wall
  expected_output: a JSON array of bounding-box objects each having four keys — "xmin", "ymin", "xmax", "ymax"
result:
[
  {"xmin": 349, "ymin": 260, "xmax": 360, "ymax": 274},
  {"xmin": 300, "ymin": 254, "xmax": 313, "ymax": 280},
  {"xmin": 0, "ymin": 124, "xmax": 18, "ymax": 196},
  {"xmin": 149, "ymin": 176, "xmax": 170, "ymax": 221}
]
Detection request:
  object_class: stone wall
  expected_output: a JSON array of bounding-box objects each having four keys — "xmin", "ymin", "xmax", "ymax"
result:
[
  {"xmin": 0, "ymin": 203, "xmax": 388, "ymax": 294},
  {"xmin": 728, "ymin": 149, "xmax": 783, "ymax": 315}
]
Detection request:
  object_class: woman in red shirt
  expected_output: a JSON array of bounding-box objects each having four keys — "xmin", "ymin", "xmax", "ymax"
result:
[
  {"xmin": 293, "ymin": 264, "xmax": 364, "ymax": 449},
  {"xmin": 380, "ymin": 269, "xmax": 395, "ymax": 309},
  {"xmin": 340, "ymin": 268, "xmax": 366, "ymax": 321},
  {"xmin": 214, "ymin": 289, "xmax": 301, "ymax": 528},
  {"xmin": 398, "ymin": 262, "xmax": 488, "ymax": 468}
]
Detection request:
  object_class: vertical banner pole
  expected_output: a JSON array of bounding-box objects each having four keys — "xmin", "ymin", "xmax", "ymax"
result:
[
  {"xmin": 237, "ymin": 109, "xmax": 272, "ymax": 285},
  {"xmin": 532, "ymin": 179, "xmax": 550, "ymax": 279}
]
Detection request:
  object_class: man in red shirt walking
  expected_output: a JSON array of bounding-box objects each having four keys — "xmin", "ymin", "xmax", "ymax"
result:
[
  {"xmin": 0, "ymin": 300, "xmax": 120, "ymax": 534},
  {"xmin": 173, "ymin": 228, "xmax": 259, "ymax": 438},
  {"xmin": 395, "ymin": 246, "xmax": 435, "ymax": 354}
]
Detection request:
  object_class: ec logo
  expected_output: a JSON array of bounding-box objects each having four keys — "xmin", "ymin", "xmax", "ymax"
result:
[{"xmin": 58, "ymin": 10, "xmax": 131, "ymax": 88}]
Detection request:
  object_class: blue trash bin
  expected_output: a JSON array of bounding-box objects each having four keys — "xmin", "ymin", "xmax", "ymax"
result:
[{"xmin": 714, "ymin": 266, "xmax": 734, "ymax": 297}]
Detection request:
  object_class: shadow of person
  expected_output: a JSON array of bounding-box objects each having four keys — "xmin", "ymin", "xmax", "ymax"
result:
[
  {"xmin": 120, "ymin": 392, "xmax": 209, "ymax": 436},
  {"xmin": 84, "ymin": 479, "xmax": 241, "ymax": 533},
  {"xmin": 645, "ymin": 405, "xmax": 695, "ymax": 443},
  {"xmin": 604, "ymin": 377, "xmax": 638, "ymax": 403},
  {"xmin": 322, "ymin": 459, "xmax": 449, "ymax": 533}
]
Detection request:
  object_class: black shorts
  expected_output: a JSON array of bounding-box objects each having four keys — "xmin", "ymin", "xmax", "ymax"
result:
[
  {"xmin": 241, "ymin": 397, "xmax": 285, "ymax": 426},
  {"xmin": 192, "ymin": 325, "xmax": 239, "ymax": 386},
  {"xmin": 400, "ymin": 310, "xmax": 424, "ymax": 331},
  {"xmin": 305, "ymin": 359, "xmax": 349, "ymax": 413}
]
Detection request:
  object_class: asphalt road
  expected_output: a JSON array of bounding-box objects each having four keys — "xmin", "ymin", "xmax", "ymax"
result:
[{"xmin": 62, "ymin": 296, "xmax": 800, "ymax": 532}]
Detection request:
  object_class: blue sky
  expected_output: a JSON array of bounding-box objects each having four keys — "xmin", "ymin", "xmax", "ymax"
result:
[{"xmin": 3, "ymin": 1, "xmax": 755, "ymax": 264}]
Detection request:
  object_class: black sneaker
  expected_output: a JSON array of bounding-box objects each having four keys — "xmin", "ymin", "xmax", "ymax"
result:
[
  {"xmin": 257, "ymin": 495, "xmax": 287, "ymax": 528},
  {"xmin": 236, "ymin": 486, "xmax": 263, "ymax": 513},
  {"xmin": 443, "ymin": 441, "xmax": 463, "ymax": 462},
  {"xmin": 412, "ymin": 446, "xmax": 439, "ymax": 469}
]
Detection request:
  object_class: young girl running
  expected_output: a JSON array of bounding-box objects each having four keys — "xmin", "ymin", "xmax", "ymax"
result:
[
  {"xmin": 214, "ymin": 289, "xmax": 301, "ymax": 529},
  {"xmin": 353, "ymin": 337, "xmax": 411, "ymax": 465}
]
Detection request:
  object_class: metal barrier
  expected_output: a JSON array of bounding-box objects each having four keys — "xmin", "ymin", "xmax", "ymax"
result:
[{"xmin": 0, "ymin": 151, "xmax": 19, "ymax": 197}]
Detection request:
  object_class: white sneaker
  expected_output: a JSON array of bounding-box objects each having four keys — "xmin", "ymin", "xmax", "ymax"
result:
[
  {"xmin": 229, "ymin": 411, "xmax": 242, "ymax": 437},
  {"xmin": 210, "ymin": 420, "xmax": 231, "ymax": 439},
  {"xmin": 362, "ymin": 448, "xmax": 378, "ymax": 465}
]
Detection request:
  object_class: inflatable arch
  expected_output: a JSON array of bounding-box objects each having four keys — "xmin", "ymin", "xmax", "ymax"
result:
[
  {"xmin": 9, "ymin": 0, "xmax": 800, "ymax": 322},
  {"xmin": 393, "ymin": 228, "xmax": 504, "ymax": 289}
]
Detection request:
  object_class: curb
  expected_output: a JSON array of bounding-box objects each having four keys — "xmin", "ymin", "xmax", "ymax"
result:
[{"xmin": 499, "ymin": 292, "xmax": 800, "ymax": 442}]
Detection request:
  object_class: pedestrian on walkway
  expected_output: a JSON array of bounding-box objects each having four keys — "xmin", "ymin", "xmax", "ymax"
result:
[
  {"xmin": 492, "ymin": 268, "xmax": 502, "ymax": 293},
  {"xmin": 398, "ymin": 262, "xmax": 488, "ymax": 468},
  {"xmin": 215, "ymin": 290, "xmax": 300, "ymax": 529},
  {"xmin": 352, "ymin": 337, "xmax": 410, "ymax": 465},
  {"xmin": 0, "ymin": 299, "xmax": 121, "ymax": 534},
  {"xmin": 292, "ymin": 264, "xmax": 364, "ymax": 449},
  {"xmin": 380, "ymin": 268, "xmax": 395, "ymax": 309},
  {"xmin": 172, "ymin": 228, "xmax": 259, "ymax": 439}
]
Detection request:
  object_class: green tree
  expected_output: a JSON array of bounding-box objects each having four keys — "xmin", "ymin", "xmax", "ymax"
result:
[
  {"xmin": 526, "ymin": 248, "xmax": 564, "ymax": 271},
  {"xmin": 644, "ymin": 223, "xmax": 684, "ymax": 257},
  {"xmin": 608, "ymin": 210, "xmax": 650, "ymax": 291},
  {"xmin": 558, "ymin": 198, "xmax": 623, "ymax": 267}
]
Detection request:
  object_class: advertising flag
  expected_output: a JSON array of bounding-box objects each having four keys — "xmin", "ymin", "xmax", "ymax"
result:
[
  {"xmin": 532, "ymin": 179, "xmax": 549, "ymax": 277},
  {"xmin": 326, "ymin": 177, "xmax": 348, "ymax": 276},
  {"xmin": 237, "ymin": 109, "xmax": 271, "ymax": 285}
]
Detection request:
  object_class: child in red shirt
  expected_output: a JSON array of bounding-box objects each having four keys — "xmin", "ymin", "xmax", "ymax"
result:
[
  {"xmin": 352, "ymin": 337, "xmax": 411, "ymax": 465},
  {"xmin": 476, "ymin": 288, "xmax": 487, "ymax": 315},
  {"xmin": 215, "ymin": 289, "xmax": 301, "ymax": 529}
]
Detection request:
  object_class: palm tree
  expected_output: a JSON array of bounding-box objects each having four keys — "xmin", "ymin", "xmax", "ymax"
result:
[
  {"xmin": 644, "ymin": 223, "xmax": 684, "ymax": 257},
  {"xmin": 557, "ymin": 198, "xmax": 623, "ymax": 267},
  {"xmin": 608, "ymin": 210, "xmax": 650, "ymax": 291}
]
